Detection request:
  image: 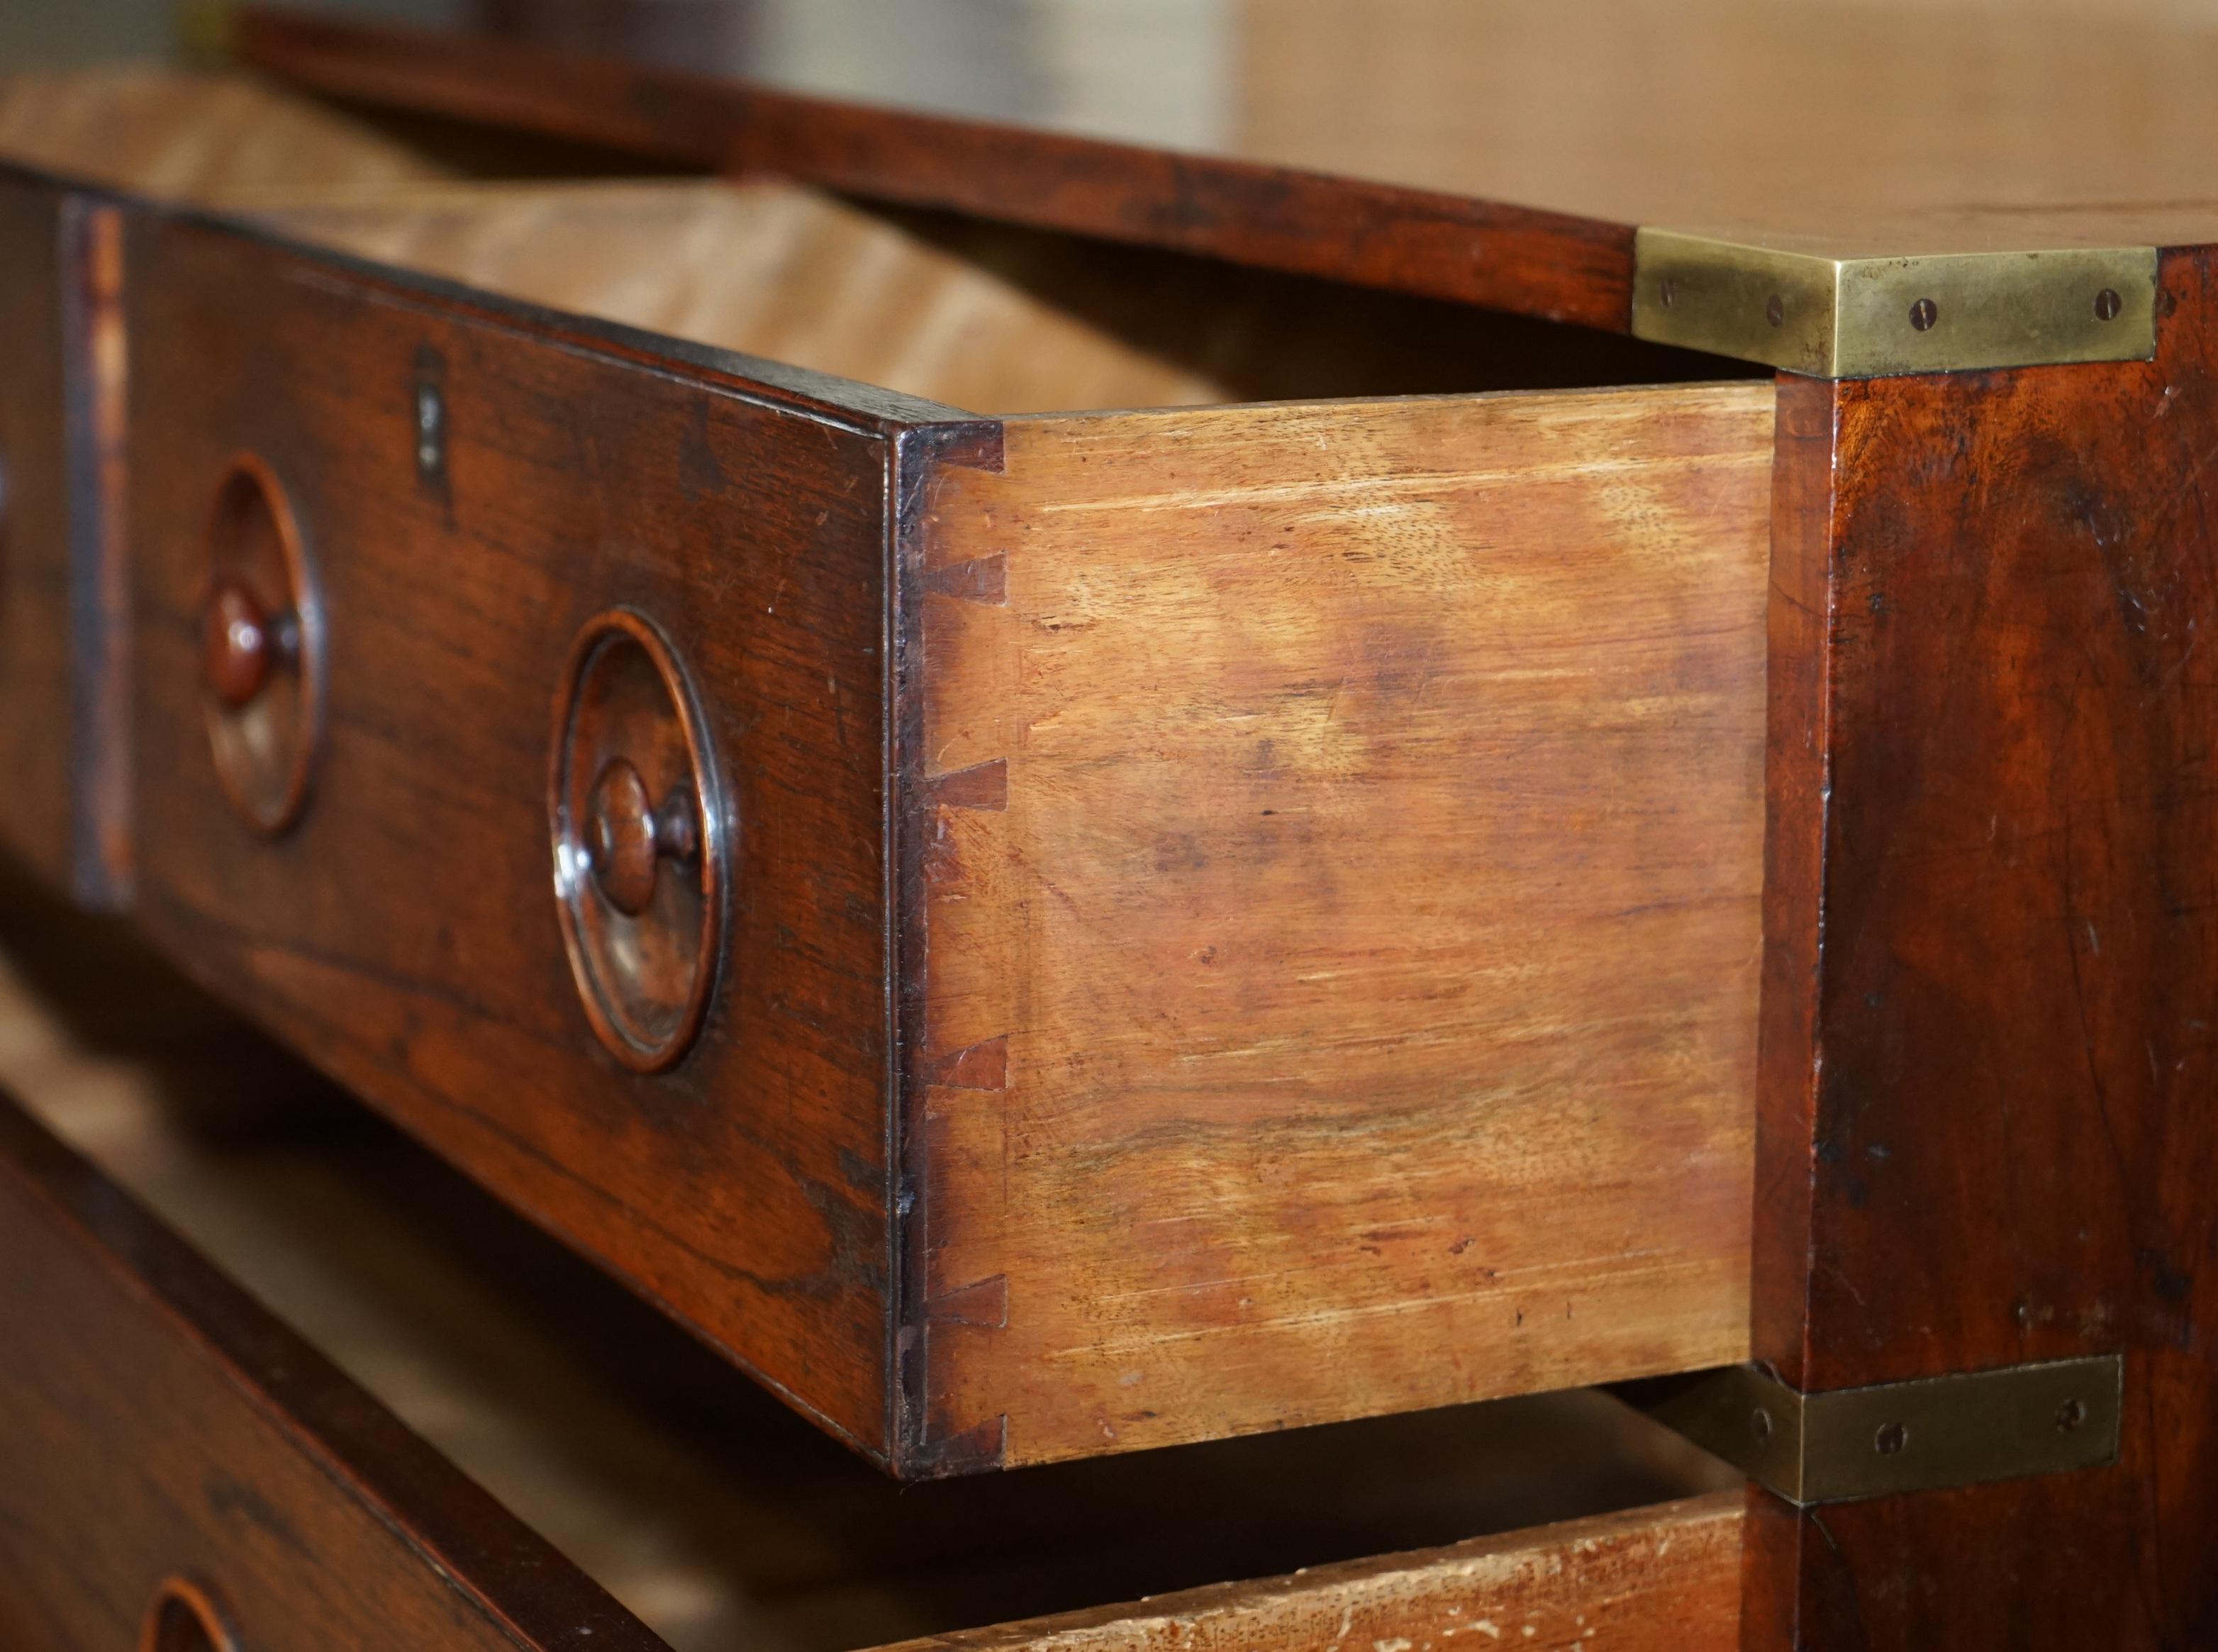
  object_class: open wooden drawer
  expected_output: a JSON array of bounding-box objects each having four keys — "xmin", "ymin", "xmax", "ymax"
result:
[
  {"xmin": 0, "ymin": 900, "xmax": 1741, "ymax": 1651},
  {"xmin": 0, "ymin": 73, "xmax": 1770, "ymax": 1477}
]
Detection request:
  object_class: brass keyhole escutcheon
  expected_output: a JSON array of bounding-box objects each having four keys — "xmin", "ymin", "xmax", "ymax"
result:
[
  {"xmin": 550, "ymin": 608, "xmax": 726, "ymax": 1072},
  {"xmin": 141, "ymin": 1577, "xmax": 242, "ymax": 1652},
  {"xmin": 197, "ymin": 454, "xmax": 321, "ymax": 834}
]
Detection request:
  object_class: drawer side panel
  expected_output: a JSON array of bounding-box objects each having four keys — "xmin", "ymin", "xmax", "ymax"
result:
[{"xmin": 905, "ymin": 383, "xmax": 1772, "ymax": 1466}]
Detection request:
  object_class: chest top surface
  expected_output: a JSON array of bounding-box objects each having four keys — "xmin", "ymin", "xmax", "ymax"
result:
[
  {"xmin": 259, "ymin": 0, "xmax": 2218, "ymax": 255},
  {"xmin": 233, "ymin": 0, "xmax": 2218, "ymax": 369}
]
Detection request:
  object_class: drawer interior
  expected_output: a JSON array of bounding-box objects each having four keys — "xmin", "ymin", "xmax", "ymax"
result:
[
  {"xmin": 248, "ymin": 178, "xmax": 1759, "ymax": 415},
  {"xmin": 0, "ymin": 861, "xmax": 1736, "ymax": 1652},
  {"xmin": 0, "ymin": 62, "xmax": 659, "ymax": 200}
]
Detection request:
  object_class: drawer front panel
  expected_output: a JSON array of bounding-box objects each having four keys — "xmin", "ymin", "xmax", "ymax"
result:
[
  {"xmin": 126, "ymin": 216, "xmax": 897, "ymax": 1456},
  {"xmin": 0, "ymin": 177, "xmax": 81, "ymax": 891},
  {"xmin": 0, "ymin": 1097, "xmax": 663, "ymax": 1652}
]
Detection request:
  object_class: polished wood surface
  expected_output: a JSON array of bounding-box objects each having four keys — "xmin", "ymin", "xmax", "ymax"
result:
[
  {"xmin": 902, "ymin": 385, "xmax": 1771, "ymax": 1465},
  {"xmin": 0, "ymin": 874, "xmax": 1738, "ymax": 1651},
  {"xmin": 1222, "ymin": 0, "xmax": 2218, "ymax": 255},
  {"xmin": 235, "ymin": 0, "xmax": 2218, "ymax": 339},
  {"xmin": 126, "ymin": 211, "xmax": 910, "ymax": 1461},
  {"xmin": 1743, "ymin": 249, "xmax": 2218, "ymax": 1643}
]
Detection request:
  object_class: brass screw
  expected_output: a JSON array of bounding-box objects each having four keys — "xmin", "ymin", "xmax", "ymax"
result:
[
  {"xmin": 1909, "ymin": 297, "xmax": 1939, "ymax": 332},
  {"xmin": 1766, "ymin": 294, "xmax": 1785, "ymax": 328},
  {"xmin": 2056, "ymin": 1397, "xmax": 2088, "ymax": 1433},
  {"xmin": 1659, "ymin": 276, "xmax": 1678, "ymax": 309},
  {"xmin": 1874, "ymin": 1421, "xmax": 1910, "ymax": 1456},
  {"xmin": 2095, "ymin": 288, "xmax": 2123, "ymax": 322},
  {"xmin": 1751, "ymin": 1406, "xmax": 1773, "ymax": 1441}
]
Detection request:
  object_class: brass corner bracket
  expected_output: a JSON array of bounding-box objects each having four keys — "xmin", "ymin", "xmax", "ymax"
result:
[
  {"xmin": 1630, "ymin": 228, "xmax": 2157, "ymax": 379},
  {"xmin": 1627, "ymin": 1356, "xmax": 2122, "ymax": 1507}
]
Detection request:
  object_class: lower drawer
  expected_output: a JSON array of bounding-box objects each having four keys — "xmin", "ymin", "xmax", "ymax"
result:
[{"xmin": 0, "ymin": 905, "xmax": 1743, "ymax": 1652}]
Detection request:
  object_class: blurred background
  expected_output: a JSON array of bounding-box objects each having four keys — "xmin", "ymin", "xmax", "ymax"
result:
[
  {"xmin": 0, "ymin": 1, "xmax": 1235, "ymax": 149},
  {"xmin": 0, "ymin": 0, "xmax": 458, "ymax": 67}
]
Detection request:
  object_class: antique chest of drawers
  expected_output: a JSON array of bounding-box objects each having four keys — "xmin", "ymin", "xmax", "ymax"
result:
[{"xmin": 2, "ymin": 2, "xmax": 2217, "ymax": 1647}]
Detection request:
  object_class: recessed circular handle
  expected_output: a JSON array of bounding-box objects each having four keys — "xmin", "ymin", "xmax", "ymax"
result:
[
  {"xmin": 550, "ymin": 608, "xmax": 726, "ymax": 1072},
  {"xmin": 199, "ymin": 454, "xmax": 322, "ymax": 835},
  {"xmin": 141, "ymin": 1576, "xmax": 240, "ymax": 1652}
]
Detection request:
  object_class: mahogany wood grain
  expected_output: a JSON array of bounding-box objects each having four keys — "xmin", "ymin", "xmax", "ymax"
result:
[
  {"xmin": 125, "ymin": 211, "xmax": 928, "ymax": 1463},
  {"xmin": 1745, "ymin": 251, "xmax": 2218, "ymax": 1643},
  {"xmin": 876, "ymin": 1495, "xmax": 1744, "ymax": 1652},
  {"xmin": 230, "ymin": 6, "xmax": 1634, "ymax": 329},
  {"xmin": 898, "ymin": 385, "xmax": 1772, "ymax": 1465},
  {"xmin": 0, "ymin": 177, "xmax": 74, "ymax": 890},
  {"xmin": 0, "ymin": 1091, "xmax": 667, "ymax": 1652}
]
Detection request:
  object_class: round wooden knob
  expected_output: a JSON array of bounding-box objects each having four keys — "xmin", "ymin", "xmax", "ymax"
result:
[
  {"xmin": 201, "ymin": 578, "xmax": 276, "ymax": 709},
  {"xmin": 583, "ymin": 759, "xmax": 702, "ymax": 917},
  {"xmin": 551, "ymin": 610, "xmax": 725, "ymax": 1072},
  {"xmin": 586, "ymin": 759, "xmax": 656, "ymax": 915},
  {"xmin": 200, "ymin": 455, "xmax": 321, "ymax": 835}
]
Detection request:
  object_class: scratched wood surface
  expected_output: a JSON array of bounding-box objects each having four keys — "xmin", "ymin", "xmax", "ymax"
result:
[
  {"xmin": 876, "ymin": 1495, "xmax": 1744, "ymax": 1652},
  {"xmin": 901, "ymin": 383, "xmax": 1773, "ymax": 1465},
  {"xmin": 0, "ymin": 865, "xmax": 1740, "ymax": 1652}
]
